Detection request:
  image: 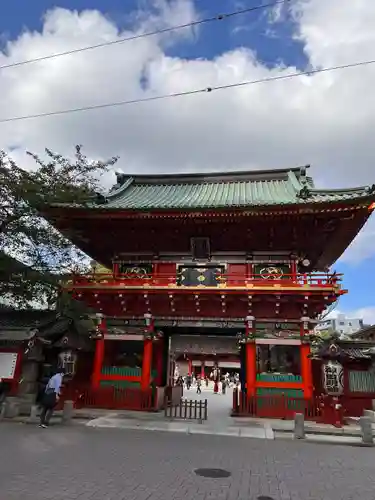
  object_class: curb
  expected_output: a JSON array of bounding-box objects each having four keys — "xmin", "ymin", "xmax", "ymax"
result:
[
  {"xmin": 273, "ymin": 431, "xmax": 374, "ymax": 447},
  {"xmin": 273, "ymin": 427, "xmax": 375, "ymax": 438},
  {"xmin": 85, "ymin": 420, "xmax": 273, "ymax": 439}
]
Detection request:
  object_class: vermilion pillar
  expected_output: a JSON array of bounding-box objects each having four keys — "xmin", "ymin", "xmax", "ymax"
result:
[
  {"xmin": 245, "ymin": 316, "xmax": 256, "ymax": 396},
  {"xmin": 301, "ymin": 344, "xmax": 313, "ymax": 398},
  {"xmin": 200, "ymin": 360, "xmax": 205, "ymax": 378},
  {"xmin": 290, "ymin": 259, "xmax": 297, "ymax": 281},
  {"xmin": 245, "ymin": 343, "xmax": 257, "ymax": 396},
  {"xmin": 141, "ymin": 313, "xmax": 154, "ymax": 391},
  {"xmin": 188, "ymin": 358, "xmax": 193, "ymax": 376},
  {"xmin": 92, "ymin": 314, "xmax": 106, "ymax": 389},
  {"xmin": 141, "ymin": 339, "xmax": 153, "ymax": 390},
  {"xmin": 300, "ymin": 316, "xmax": 313, "ymax": 398}
]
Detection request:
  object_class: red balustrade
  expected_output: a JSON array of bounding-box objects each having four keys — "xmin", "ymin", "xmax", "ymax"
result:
[
  {"xmin": 57, "ymin": 385, "xmax": 154, "ymax": 411},
  {"xmin": 232, "ymin": 390, "xmax": 374, "ymax": 425},
  {"xmin": 340, "ymin": 395, "xmax": 374, "ymax": 418},
  {"xmin": 69, "ymin": 272, "xmax": 342, "ymax": 289},
  {"xmin": 232, "ymin": 390, "xmax": 322, "ymax": 421}
]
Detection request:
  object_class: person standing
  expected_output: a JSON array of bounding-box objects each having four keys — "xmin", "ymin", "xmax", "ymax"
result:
[
  {"xmin": 196, "ymin": 376, "xmax": 202, "ymax": 395},
  {"xmin": 0, "ymin": 377, "xmax": 10, "ymax": 405},
  {"xmin": 39, "ymin": 368, "xmax": 65, "ymax": 428},
  {"xmin": 221, "ymin": 378, "xmax": 226, "ymax": 395}
]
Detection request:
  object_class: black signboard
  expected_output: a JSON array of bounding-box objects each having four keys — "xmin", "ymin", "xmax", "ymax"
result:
[{"xmin": 177, "ymin": 265, "xmax": 224, "ymax": 287}]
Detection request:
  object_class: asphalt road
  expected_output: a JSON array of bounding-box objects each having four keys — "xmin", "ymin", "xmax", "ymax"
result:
[{"xmin": 0, "ymin": 422, "xmax": 374, "ymax": 500}]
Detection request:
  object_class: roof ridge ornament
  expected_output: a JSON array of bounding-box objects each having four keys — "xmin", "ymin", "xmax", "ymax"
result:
[
  {"xmin": 299, "ymin": 165, "xmax": 310, "ymax": 184},
  {"xmin": 94, "ymin": 192, "xmax": 108, "ymax": 205},
  {"xmin": 108, "ymin": 172, "xmax": 134, "ymax": 196},
  {"xmin": 297, "ymin": 185, "xmax": 310, "ymax": 199},
  {"xmin": 115, "ymin": 171, "xmax": 129, "ymax": 187}
]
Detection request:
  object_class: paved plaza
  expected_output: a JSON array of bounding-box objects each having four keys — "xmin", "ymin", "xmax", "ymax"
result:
[
  {"xmin": 86, "ymin": 388, "xmax": 275, "ymax": 438},
  {"xmin": 0, "ymin": 421, "xmax": 374, "ymax": 500}
]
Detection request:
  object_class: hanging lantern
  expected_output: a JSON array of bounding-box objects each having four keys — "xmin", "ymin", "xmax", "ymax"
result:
[
  {"xmin": 322, "ymin": 360, "xmax": 344, "ymax": 395},
  {"xmin": 144, "ymin": 312, "xmax": 152, "ymax": 327},
  {"xmin": 301, "ymin": 316, "xmax": 310, "ymax": 332},
  {"xmin": 58, "ymin": 350, "xmax": 77, "ymax": 376},
  {"xmin": 245, "ymin": 315, "xmax": 254, "ymax": 330}
]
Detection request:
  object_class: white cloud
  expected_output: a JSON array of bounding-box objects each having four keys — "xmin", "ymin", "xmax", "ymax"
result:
[
  {"xmin": 0, "ymin": 0, "xmax": 375, "ymax": 262},
  {"xmin": 329, "ymin": 307, "xmax": 375, "ymax": 326}
]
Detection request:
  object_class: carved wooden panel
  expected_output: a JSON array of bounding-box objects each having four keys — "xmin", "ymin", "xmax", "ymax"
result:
[
  {"xmin": 171, "ymin": 335, "xmax": 238, "ymax": 355},
  {"xmin": 118, "ymin": 262, "xmax": 153, "ymax": 277},
  {"xmin": 253, "ymin": 263, "xmax": 291, "ymax": 280}
]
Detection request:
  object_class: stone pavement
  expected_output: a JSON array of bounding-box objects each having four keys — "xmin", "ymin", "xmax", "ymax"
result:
[
  {"xmin": 84, "ymin": 390, "xmax": 373, "ymax": 445},
  {"xmin": 1, "ymin": 422, "xmax": 375, "ymax": 500},
  {"xmin": 87, "ymin": 390, "xmax": 272, "ymax": 438},
  {"xmin": 4, "ymin": 390, "xmax": 373, "ymax": 444}
]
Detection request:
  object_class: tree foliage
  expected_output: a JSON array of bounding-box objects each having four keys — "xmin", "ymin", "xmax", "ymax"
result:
[{"xmin": 0, "ymin": 145, "xmax": 118, "ymax": 308}]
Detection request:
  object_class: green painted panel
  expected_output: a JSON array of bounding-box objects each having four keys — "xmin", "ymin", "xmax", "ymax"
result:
[
  {"xmin": 256, "ymin": 388, "xmax": 304, "ymax": 397},
  {"xmin": 101, "ymin": 366, "xmax": 157, "ymax": 378},
  {"xmin": 256, "ymin": 388, "xmax": 304, "ymax": 410},
  {"xmin": 101, "ymin": 366, "xmax": 141, "ymax": 377},
  {"xmin": 256, "ymin": 373, "xmax": 302, "ymax": 383},
  {"xmin": 100, "ymin": 380, "xmax": 140, "ymax": 389},
  {"xmin": 349, "ymin": 371, "xmax": 375, "ymax": 393}
]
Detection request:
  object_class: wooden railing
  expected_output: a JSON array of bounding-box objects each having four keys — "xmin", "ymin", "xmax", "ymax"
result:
[
  {"xmin": 232, "ymin": 390, "xmax": 322, "ymax": 421},
  {"xmin": 340, "ymin": 395, "xmax": 375, "ymax": 418},
  {"xmin": 57, "ymin": 385, "xmax": 154, "ymax": 411},
  {"xmin": 164, "ymin": 397, "xmax": 208, "ymax": 422},
  {"xmin": 67, "ymin": 272, "xmax": 342, "ymax": 289},
  {"xmin": 232, "ymin": 390, "xmax": 375, "ymax": 423}
]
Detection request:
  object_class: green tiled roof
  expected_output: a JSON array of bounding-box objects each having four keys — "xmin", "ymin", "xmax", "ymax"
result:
[{"xmin": 98, "ymin": 166, "xmax": 374, "ymax": 210}]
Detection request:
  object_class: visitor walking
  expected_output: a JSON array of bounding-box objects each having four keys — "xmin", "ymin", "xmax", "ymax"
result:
[
  {"xmin": 39, "ymin": 368, "xmax": 65, "ymax": 428},
  {"xmin": 222, "ymin": 378, "xmax": 226, "ymax": 395},
  {"xmin": 196, "ymin": 376, "xmax": 202, "ymax": 394},
  {"xmin": 0, "ymin": 377, "xmax": 10, "ymax": 405}
]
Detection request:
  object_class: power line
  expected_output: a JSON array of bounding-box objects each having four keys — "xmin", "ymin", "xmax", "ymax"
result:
[
  {"xmin": 1, "ymin": 57, "xmax": 374, "ymax": 124},
  {"xmin": 0, "ymin": 0, "xmax": 289, "ymax": 71}
]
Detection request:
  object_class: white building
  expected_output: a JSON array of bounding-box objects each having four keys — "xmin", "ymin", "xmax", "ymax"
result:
[{"xmin": 315, "ymin": 314, "xmax": 364, "ymax": 336}]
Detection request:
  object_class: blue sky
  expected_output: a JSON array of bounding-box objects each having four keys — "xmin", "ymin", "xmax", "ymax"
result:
[
  {"xmin": 0, "ymin": 0, "xmax": 306, "ymax": 67},
  {"xmin": 1, "ymin": 0, "xmax": 374, "ymax": 323}
]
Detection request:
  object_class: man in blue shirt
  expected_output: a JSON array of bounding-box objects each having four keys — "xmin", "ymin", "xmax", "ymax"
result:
[{"xmin": 39, "ymin": 368, "xmax": 65, "ymax": 428}]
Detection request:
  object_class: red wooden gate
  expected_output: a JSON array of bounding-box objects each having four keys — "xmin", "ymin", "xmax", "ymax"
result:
[
  {"xmin": 232, "ymin": 389, "xmax": 322, "ymax": 421},
  {"xmin": 57, "ymin": 385, "xmax": 154, "ymax": 411}
]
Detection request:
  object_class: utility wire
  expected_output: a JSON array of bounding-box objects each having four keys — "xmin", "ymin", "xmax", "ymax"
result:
[
  {"xmin": 0, "ymin": 0, "xmax": 289, "ymax": 71},
  {"xmin": 0, "ymin": 57, "xmax": 374, "ymax": 124}
]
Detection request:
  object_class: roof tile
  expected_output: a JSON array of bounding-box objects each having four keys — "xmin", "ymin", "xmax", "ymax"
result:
[{"xmin": 104, "ymin": 173, "xmax": 373, "ymax": 210}]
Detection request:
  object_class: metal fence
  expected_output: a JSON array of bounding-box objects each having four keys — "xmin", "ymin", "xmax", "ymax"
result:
[{"xmin": 164, "ymin": 398, "xmax": 208, "ymax": 422}]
